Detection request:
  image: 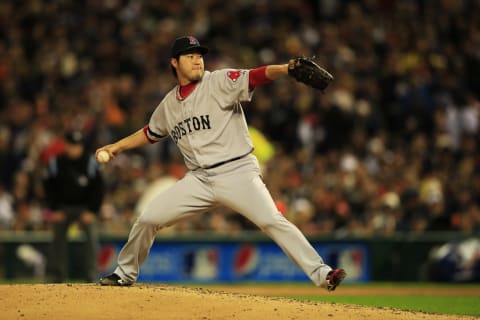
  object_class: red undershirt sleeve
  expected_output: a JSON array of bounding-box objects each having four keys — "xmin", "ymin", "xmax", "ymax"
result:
[{"xmin": 249, "ymin": 66, "xmax": 272, "ymax": 89}]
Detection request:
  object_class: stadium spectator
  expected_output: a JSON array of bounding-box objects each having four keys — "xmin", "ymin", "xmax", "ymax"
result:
[{"xmin": 0, "ymin": 0, "xmax": 478, "ymax": 236}]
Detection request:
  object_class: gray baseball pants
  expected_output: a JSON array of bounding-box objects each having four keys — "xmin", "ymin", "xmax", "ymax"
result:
[{"xmin": 113, "ymin": 154, "xmax": 332, "ymax": 287}]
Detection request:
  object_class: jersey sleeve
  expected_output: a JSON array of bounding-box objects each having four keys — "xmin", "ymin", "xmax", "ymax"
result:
[
  {"xmin": 208, "ymin": 69, "xmax": 254, "ymax": 107},
  {"xmin": 146, "ymin": 102, "xmax": 169, "ymax": 143}
]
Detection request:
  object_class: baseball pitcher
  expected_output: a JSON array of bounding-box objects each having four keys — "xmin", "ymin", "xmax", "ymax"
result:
[{"xmin": 97, "ymin": 36, "xmax": 345, "ymax": 291}]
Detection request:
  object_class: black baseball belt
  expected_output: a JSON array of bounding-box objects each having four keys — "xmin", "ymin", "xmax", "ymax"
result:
[{"xmin": 203, "ymin": 150, "xmax": 252, "ymax": 170}]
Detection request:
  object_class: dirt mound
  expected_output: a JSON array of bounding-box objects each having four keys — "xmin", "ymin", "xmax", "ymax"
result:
[{"xmin": 0, "ymin": 284, "xmax": 476, "ymax": 320}]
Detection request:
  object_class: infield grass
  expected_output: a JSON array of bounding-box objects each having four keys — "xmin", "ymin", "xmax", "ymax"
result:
[
  {"xmin": 298, "ymin": 294, "xmax": 480, "ymax": 317},
  {"xmin": 291, "ymin": 282, "xmax": 480, "ymax": 317},
  {"xmin": 198, "ymin": 282, "xmax": 480, "ymax": 317}
]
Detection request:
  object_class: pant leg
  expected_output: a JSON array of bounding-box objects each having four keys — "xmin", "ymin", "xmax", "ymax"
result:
[
  {"xmin": 212, "ymin": 164, "xmax": 332, "ymax": 287},
  {"xmin": 49, "ymin": 220, "xmax": 69, "ymax": 283},
  {"xmin": 114, "ymin": 172, "xmax": 215, "ymax": 283},
  {"xmin": 80, "ymin": 220, "xmax": 99, "ymax": 282}
]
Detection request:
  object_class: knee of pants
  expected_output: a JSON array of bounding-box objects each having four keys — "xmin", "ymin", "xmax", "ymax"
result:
[
  {"xmin": 136, "ymin": 210, "xmax": 174, "ymax": 228},
  {"xmin": 255, "ymin": 212, "xmax": 290, "ymax": 231},
  {"xmin": 136, "ymin": 214, "xmax": 160, "ymax": 226}
]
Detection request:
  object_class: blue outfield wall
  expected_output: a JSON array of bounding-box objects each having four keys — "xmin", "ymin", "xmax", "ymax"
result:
[
  {"xmin": 98, "ymin": 240, "xmax": 369, "ymax": 283},
  {"xmin": 1, "ymin": 231, "xmax": 477, "ymax": 282}
]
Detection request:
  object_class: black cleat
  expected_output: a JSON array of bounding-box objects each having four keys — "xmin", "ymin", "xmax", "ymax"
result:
[
  {"xmin": 326, "ymin": 268, "xmax": 346, "ymax": 291},
  {"xmin": 99, "ymin": 273, "xmax": 133, "ymax": 286}
]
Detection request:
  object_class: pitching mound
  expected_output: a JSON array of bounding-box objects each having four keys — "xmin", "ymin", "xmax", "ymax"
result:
[{"xmin": 0, "ymin": 284, "xmax": 476, "ymax": 320}]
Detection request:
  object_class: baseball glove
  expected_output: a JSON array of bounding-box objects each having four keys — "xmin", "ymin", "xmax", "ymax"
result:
[{"xmin": 288, "ymin": 56, "xmax": 334, "ymax": 92}]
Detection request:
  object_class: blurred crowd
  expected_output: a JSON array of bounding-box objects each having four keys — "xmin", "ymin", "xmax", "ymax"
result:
[{"xmin": 1, "ymin": 0, "xmax": 480, "ymax": 237}]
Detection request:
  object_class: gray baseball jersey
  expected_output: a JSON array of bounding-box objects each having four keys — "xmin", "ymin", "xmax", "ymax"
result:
[
  {"xmin": 145, "ymin": 69, "xmax": 253, "ymax": 170},
  {"xmin": 110, "ymin": 67, "xmax": 335, "ymax": 289}
]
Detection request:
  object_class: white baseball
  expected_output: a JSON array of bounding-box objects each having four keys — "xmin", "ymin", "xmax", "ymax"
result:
[{"xmin": 97, "ymin": 150, "xmax": 110, "ymax": 163}]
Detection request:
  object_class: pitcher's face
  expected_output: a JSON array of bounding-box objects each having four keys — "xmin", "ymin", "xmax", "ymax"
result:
[{"xmin": 172, "ymin": 53, "xmax": 204, "ymax": 84}]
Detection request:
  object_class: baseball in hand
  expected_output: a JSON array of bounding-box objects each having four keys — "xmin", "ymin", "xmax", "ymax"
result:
[{"xmin": 96, "ymin": 150, "xmax": 110, "ymax": 163}]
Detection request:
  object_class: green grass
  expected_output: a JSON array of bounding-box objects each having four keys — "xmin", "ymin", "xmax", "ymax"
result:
[
  {"xmin": 198, "ymin": 282, "xmax": 480, "ymax": 317},
  {"xmin": 294, "ymin": 292, "xmax": 480, "ymax": 317},
  {"xmin": 339, "ymin": 281, "xmax": 480, "ymax": 289}
]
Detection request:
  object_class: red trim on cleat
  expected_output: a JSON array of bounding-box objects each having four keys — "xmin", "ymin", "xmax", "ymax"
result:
[{"xmin": 326, "ymin": 268, "xmax": 346, "ymax": 291}]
